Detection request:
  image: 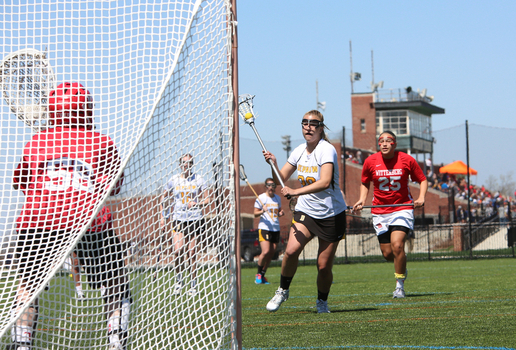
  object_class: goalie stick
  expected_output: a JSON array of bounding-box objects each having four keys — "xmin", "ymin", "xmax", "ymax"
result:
[
  {"xmin": 0, "ymin": 48, "xmax": 56, "ymax": 132},
  {"xmin": 238, "ymin": 94, "xmax": 291, "ymax": 199}
]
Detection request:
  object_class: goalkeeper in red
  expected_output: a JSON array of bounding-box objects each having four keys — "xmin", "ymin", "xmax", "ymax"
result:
[
  {"xmin": 353, "ymin": 131, "xmax": 427, "ymax": 298},
  {"xmin": 9, "ymin": 82, "xmax": 131, "ymax": 350}
]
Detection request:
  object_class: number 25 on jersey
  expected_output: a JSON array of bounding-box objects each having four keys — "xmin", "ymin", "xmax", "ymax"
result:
[{"xmin": 378, "ymin": 176, "xmax": 401, "ymax": 191}]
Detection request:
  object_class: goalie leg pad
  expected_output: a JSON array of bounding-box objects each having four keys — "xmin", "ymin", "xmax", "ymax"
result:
[{"xmin": 121, "ymin": 297, "xmax": 131, "ymax": 332}]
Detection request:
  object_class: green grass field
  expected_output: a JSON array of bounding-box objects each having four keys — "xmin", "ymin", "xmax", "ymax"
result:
[
  {"xmin": 2, "ymin": 259, "xmax": 515, "ymax": 349},
  {"xmin": 1, "ymin": 268, "xmax": 234, "ymax": 349},
  {"xmin": 241, "ymin": 258, "xmax": 516, "ymax": 350}
]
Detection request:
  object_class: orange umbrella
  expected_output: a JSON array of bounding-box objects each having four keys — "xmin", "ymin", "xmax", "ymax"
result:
[{"xmin": 438, "ymin": 160, "xmax": 477, "ymax": 175}]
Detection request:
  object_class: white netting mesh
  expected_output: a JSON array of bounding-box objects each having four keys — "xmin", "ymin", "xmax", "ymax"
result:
[{"xmin": 0, "ymin": 1, "xmax": 237, "ymax": 349}]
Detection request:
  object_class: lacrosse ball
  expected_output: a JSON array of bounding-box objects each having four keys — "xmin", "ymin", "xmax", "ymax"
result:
[{"xmin": 244, "ymin": 112, "xmax": 253, "ymax": 120}]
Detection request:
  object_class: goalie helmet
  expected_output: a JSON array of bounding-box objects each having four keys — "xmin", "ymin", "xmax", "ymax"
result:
[{"xmin": 48, "ymin": 82, "xmax": 93, "ymax": 126}]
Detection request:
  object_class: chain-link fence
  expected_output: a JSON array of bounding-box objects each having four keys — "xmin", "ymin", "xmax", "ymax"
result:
[{"xmin": 297, "ymin": 213, "xmax": 516, "ymax": 266}]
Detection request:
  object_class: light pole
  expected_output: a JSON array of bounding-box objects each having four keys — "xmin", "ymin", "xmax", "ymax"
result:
[{"xmin": 281, "ymin": 135, "xmax": 291, "ymax": 159}]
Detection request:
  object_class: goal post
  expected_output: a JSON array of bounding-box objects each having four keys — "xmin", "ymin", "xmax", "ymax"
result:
[{"xmin": 0, "ymin": 1, "xmax": 241, "ymax": 349}]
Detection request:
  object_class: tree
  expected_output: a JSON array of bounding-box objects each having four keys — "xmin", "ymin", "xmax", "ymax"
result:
[{"xmin": 484, "ymin": 171, "xmax": 516, "ymax": 198}]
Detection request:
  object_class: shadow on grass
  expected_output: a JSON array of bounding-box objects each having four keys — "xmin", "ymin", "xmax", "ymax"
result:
[
  {"xmin": 406, "ymin": 292, "xmax": 453, "ymax": 297},
  {"xmin": 327, "ymin": 307, "xmax": 378, "ymax": 313}
]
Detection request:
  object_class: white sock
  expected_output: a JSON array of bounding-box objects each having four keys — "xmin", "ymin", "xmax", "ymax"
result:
[
  {"xmin": 12, "ymin": 324, "xmax": 32, "ymax": 344},
  {"xmin": 109, "ymin": 331, "xmax": 121, "ymax": 348},
  {"xmin": 75, "ymin": 285, "xmax": 84, "ymax": 297},
  {"xmin": 176, "ymin": 273, "xmax": 183, "ymax": 285},
  {"xmin": 396, "ymin": 279, "xmax": 404, "ymax": 289},
  {"xmin": 108, "ymin": 312, "xmax": 120, "ymax": 335}
]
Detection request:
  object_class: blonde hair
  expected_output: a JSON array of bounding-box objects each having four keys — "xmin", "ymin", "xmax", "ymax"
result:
[{"xmin": 303, "ymin": 110, "xmax": 330, "ymax": 142}]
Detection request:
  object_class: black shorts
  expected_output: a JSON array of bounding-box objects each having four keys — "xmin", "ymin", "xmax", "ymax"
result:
[
  {"xmin": 377, "ymin": 225, "xmax": 410, "ymax": 244},
  {"xmin": 173, "ymin": 219, "xmax": 205, "ymax": 237},
  {"xmin": 258, "ymin": 229, "xmax": 280, "ymax": 243},
  {"xmin": 16, "ymin": 229, "xmax": 66, "ymax": 282},
  {"xmin": 75, "ymin": 228, "xmax": 128, "ymax": 295},
  {"xmin": 292, "ymin": 210, "xmax": 346, "ymax": 243}
]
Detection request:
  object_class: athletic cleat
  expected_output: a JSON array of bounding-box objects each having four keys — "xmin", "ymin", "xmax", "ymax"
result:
[
  {"xmin": 393, "ymin": 287, "xmax": 405, "ymax": 298},
  {"xmin": 261, "ymin": 276, "xmax": 270, "ymax": 285},
  {"xmin": 5, "ymin": 342, "xmax": 31, "ymax": 350},
  {"xmin": 108, "ymin": 344, "xmax": 124, "ymax": 350},
  {"xmin": 316, "ymin": 299, "xmax": 330, "ymax": 313},
  {"xmin": 76, "ymin": 292, "xmax": 86, "ymax": 301},
  {"xmin": 255, "ymin": 274, "xmax": 262, "ymax": 284},
  {"xmin": 172, "ymin": 283, "xmax": 183, "ymax": 295},
  {"xmin": 188, "ymin": 287, "xmax": 197, "ymax": 296},
  {"xmin": 266, "ymin": 287, "xmax": 289, "ymax": 312}
]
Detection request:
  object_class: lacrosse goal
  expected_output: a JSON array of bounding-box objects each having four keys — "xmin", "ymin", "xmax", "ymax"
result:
[{"xmin": 0, "ymin": 0, "xmax": 240, "ymax": 349}]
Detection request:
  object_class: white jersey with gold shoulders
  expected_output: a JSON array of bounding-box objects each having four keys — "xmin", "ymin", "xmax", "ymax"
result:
[
  {"xmin": 255, "ymin": 193, "xmax": 282, "ymax": 231},
  {"xmin": 287, "ymin": 139, "xmax": 347, "ymax": 219},
  {"xmin": 163, "ymin": 173, "xmax": 206, "ymax": 221}
]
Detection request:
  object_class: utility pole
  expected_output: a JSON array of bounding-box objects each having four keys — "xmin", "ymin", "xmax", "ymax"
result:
[
  {"xmin": 349, "ymin": 40, "xmax": 361, "ymax": 93},
  {"xmin": 316, "ymin": 80, "xmax": 326, "ymax": 111},
  {"xmin": 281, "ymin": 135, "xmax": 291, "ymax": 159}
]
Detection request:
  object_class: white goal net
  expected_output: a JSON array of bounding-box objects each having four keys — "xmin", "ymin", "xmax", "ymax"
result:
[{"xmin": 0, "ymin": 1, "xmax": 238, "ymax": 349}]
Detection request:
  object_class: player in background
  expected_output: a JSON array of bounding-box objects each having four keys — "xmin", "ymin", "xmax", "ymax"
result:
[
  {"xmin": 9, "ymin": 82, "xmax": 130, "ymax": 350},
  {"xmin": 262, "ymin": 110, "xmax": 347, "ymax": 313},
  {"xmin": 254, "ymin": 178, "xmax": 285, "ymax": 285},
  {"xmin": 70, "ymin": 251, "xmax": 85, "ymax": 300},
  {"xmin": 353, "ymin": 131, "xmax": 427, "ymax": 298},
  {"xmin": 160, "ymin": 153, "xmax": 210, "ymax": 296}
]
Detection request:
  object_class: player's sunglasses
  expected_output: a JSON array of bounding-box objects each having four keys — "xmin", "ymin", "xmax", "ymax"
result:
[
  {"xmin": 301, "ymin": 119, "xmax": 323, "ymax": 128},
  {"xmin": 265, "ymin": 183, "xmax": 276, "ymax": 188}
]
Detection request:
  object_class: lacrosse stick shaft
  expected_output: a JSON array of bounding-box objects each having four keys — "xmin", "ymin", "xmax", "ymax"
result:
[
  {"xmin": 245, "ymin": 180, "xmax": 264, "ymax": 206},
  {"xmin": 348, "ymin": 203, "xmax": 416, "ymax": 209},
  {"xmin": 243, "ymin": 178, "xmax": 275, "ymax": 222},
  {"xmin": 249, "ymin": 122, "xmax": 290, "ymax": 198}
]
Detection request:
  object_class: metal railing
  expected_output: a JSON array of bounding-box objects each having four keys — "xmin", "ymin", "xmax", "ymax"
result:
[
  {"xmin": 374, "ymin": 88, "xmax": 433, "ymax": 103},
  {"xmin": 293, "ymin": 216, "xmax": 516, "ymax": 265}
]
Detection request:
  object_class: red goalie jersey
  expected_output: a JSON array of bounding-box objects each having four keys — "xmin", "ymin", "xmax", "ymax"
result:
[
  {"xmin": 13, "ymin": 82, "xmax": 122, "ymax": 231},
  {"xmin": 13, "ymin": 127, "xmax": 122, "ymax": 231}
]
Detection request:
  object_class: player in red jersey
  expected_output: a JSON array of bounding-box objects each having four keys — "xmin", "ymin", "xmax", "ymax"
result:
[
  {"xmin": 353, "ymin": 131, "xmax": 427, "ymax": 299},
  {"xmin": 9, "ymin": 82, "xmax": 130, "ymax": 350}
]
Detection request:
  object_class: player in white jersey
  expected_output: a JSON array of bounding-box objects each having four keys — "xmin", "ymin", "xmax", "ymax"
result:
[
  {"xmin": 263, "ymin": 110, "xmax": 347, "ymax": 314},
  {"xmin": 254, "ymin": 178, "xmax": 285, "ymax": 285},
  {"xmin": 159, "ymin": 153, "xmax": 210, "ymax": 296}
]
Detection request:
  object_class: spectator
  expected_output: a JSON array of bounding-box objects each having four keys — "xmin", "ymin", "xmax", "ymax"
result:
[
  {"xmin": 356, "ymin": 150, "xmax": 363, "ymax": 165},
  {"xmin": 470, "ymin": 207, "xmax": 478, "ymax": 223},
  {"xmin": 457, "ymin": 205, "xmax": 467, "ymax": 223}
]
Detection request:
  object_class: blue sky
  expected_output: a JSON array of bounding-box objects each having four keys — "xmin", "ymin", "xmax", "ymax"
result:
[{"xmin": 236, "ymin": 0, "xmax": 516, "ymax": 187}]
